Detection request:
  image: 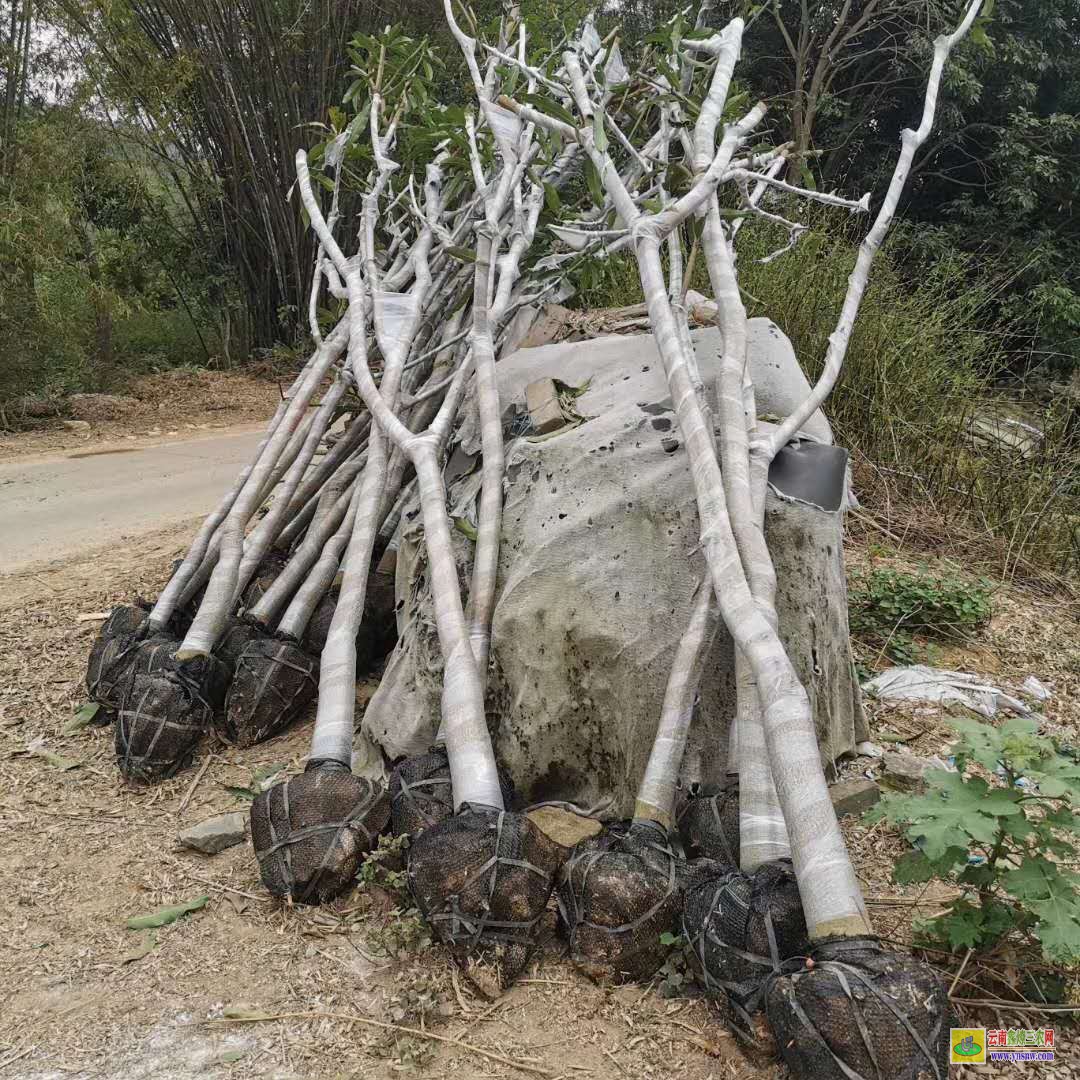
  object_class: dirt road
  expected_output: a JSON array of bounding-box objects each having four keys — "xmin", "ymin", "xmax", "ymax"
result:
[{"xmin": 0, "ymin": 425, "xmax": 265, "ymax": 574}]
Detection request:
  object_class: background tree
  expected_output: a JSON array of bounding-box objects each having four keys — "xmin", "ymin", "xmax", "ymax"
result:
[
  {"xmin": 54, "ymin": 0, "xmax": 444, "ymax": 353},
  {"xmin": 725, "ymin": 0, "xmax": 1080, "ymax": 371}
]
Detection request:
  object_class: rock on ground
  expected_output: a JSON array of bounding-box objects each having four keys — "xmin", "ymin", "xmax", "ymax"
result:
[
  {"xmin": 829, "ymin": 778, "xmax": 881, "ymax": 817},
  {"xmin": 880, "ymin": 750, "xmax": 951, "ymax": 794},
  {"xmin": 178, "ymin": 811, "xmax": 248, "ymax": 854}
]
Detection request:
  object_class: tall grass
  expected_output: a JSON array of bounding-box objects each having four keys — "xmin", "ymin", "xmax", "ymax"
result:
[{"xmin": 573, "ymin": 220, "xmax": 1079, "ymax": 578}]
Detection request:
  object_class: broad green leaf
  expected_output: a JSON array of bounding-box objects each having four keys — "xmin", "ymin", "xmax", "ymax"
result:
[
  {"xmin": 520, "ymin": 93, "xmax": 577, "ymax": 130},
  {"xmin": 881, "ymin": 772, "xmax": 1021, "ymax": 860},
  {"xmin": 64, "ymin": 702, "xmax": 101, "ymax": 733},
  {"xmin": 542, "ymin": 182, "xmax": 561, "ymax": 213},
  {"xmin": 585, "ymin": 158, "xmax": 604, "ymax": 206},
  {"xmin": 252, "ymin": 763, "xmax": 285, "ymax": 788},
  {"xmin": 222, "ymin": 1006, "xmax": 275, "ymax": 1021},
  {"xmin": 126, "ymin": 895, "xmax": 209, "ymax": 930},
  {"xmin": 593, "ymin": 111, "xmax": 608, "ymax": 156},
  {"xmin": 31, "ymin": 748, "xmax": 80, "ymax": 771},
  {"xmin": 942, "ymin": 904, "xmax": 986, "ymax": 949},
  {"xmin": 1003, "ymin": 859, "xmax": 1080, "ymax": 962},
  {"xmin": 892, "ymin": 846, "xmax": 966, "ymax": 884}
]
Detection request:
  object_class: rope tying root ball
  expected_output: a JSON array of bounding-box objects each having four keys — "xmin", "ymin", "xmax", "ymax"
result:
[
  {"xmin": 389, "ymin": 745, "xmax": 455, "ymax": 839},
  {"xmin": 764, "ymin": 938, "xmax": 952, "ymax": 1080},
  {"xmin": 250, "ymin": 762, "xmax": 391, "ymax": 902},
  {"xmin": 408, "ymin": 805, "xmax": 563, "ymax": 996},
  {"xmin": 114, "ymin": 640, "xmax": 229, "ymax": 782},
  {"xmin": 389, "ymin": 745, "xmax": 516, "ymax": 840},
  {"xmin": 85, "ymin": 603, "xmax": 151, "ymax": 717}
]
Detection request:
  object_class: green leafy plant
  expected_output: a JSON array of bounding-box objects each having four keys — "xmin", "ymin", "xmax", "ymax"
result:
[
  {"xmin": 657, "ymin": 930, "xmax": 698, "ymax": 998},
  {"xmin": 367, "ymin": 908, "xmax": 432, "ymax": 960},
  {"xmin": 850, "ymin": 567, "xmax": 992, "ymax": 665},
  {"xmin": 867, "ymin": 716, "xmax": 1080, "ymax": 963},
  {"xmin": 359, "ymin": 831, "xmax": 411, "ymax": 899}
]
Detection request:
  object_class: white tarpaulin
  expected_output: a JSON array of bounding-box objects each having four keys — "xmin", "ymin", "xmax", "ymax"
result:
[{"xmin": 363, "ymin": 321, "xmax": 866, "ymax": 814}]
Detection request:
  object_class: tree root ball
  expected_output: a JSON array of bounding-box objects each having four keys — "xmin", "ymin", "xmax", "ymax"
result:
[
  {"xmin": 215, "ymin": 618, "xmax": 264, "ymax": 672},
  {"xmin": 115, "ymin": 644, "xmax": 229, "ymax": 783},
  {"xmin": 250, "ymin": 763, "xmax": 391, "ymax": 902},
  {"xmin": 408, "ymin": 805, "xmax": 563, "ymax": 995},
  {"xmin": 86, "ymin": 603, "xmax": 150, "ymax": 711},
  {"xmin": 557, "ymin": 820, "xmax": 688, "ymax": 983},
  {"xmin": 677, "ymin": 778, "xmax": 740, "ymax": 864},
  {"xmin": 683, "ymin": 860, "xmax": 809, "ymax": 1018},
  {"xmin": 764, "ymin": 938, "xmax": 953, "ymax": 1080},
  {"xmin": 240, "ymin": 552, "xmax": 289, "ymax": 612},
  {"xmin": 219, "ymin": 637, "xmax": 318, "ymax": 747},
  {"xmin": 304, "ymin": 566, "xmax": 397, "ymax": 667},
  {"xmin": 92, "ymin": 631, "xmax": 178, "ymax": 718},
  {"xmin": 389, "ymin": 746, "xmax": 517, "ymax": 840}
]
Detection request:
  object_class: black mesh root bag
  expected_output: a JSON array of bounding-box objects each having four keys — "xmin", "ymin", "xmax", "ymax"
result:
[
  {"xmin": 92, "ymin": 632, "xmax": 177, "ymax": 717},
  {"xmin": 304, "ymin": 565, "xmax": 397, "ymax": 668},
  {"xmin": 115, "ymin": 644, "xmax": 230, "ymax": 783},
  {"xmin": 240, "ymin": 552, "xmax": 288, "ymax": 612},
  {"xmin": 215, "ymin": 618, "xmax": 264, "ymax": 672},
  {"xmin": 557, "ymin": 820, "xmax": 688, "ymax": 983},
  {"xmin": 677, "ymin": 777, "xmax": 740, "ymax": 864},
  {"xmin": 218, "ymin": 637, "xmax": 318, "ymax": 747},
  {"xmin": 683, "ymin": 859, "xmax": 809, "ymax": 1029},
  {"xmin": 85, "ymin": 603, "xmax": 150, "ymax": 711},
  {"xmin": 764, "ymin": 938, "xmax": 952, "ymax": 1080},
  {"xmin": 389, "ymin": 745, "xmax": 516, "ymax": 840},
  {"xmin": 250, "ymin": 762, "xmax": 391, "ymax": 902},
  {"xmin": 408, "ymin": 805, "xmax": 563, "ymax": 996}
]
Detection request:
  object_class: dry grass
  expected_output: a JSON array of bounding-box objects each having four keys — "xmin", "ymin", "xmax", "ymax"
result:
[{"xmin": 0, "ymin": 370, "xmax": 284, "ymax": 461}]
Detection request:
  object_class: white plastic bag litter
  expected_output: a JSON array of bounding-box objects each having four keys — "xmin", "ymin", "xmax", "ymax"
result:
[{"xmin": 862, "ymin": 665, "xmax": 1035, "ymax": 719}]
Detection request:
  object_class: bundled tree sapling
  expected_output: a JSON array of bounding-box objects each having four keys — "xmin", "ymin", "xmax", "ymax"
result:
[{"xmin": 499, "ymin": 0, "xmax": 981, "ymax": 1067}]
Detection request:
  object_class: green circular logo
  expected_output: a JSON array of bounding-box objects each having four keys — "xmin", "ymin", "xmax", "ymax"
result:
[{"xmin": 953, "ymin": 1039, "xmax": 983, "ymax": 1057}]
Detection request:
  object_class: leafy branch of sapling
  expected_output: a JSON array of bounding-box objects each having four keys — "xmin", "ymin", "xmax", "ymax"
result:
[{"xmin": 869, "ymin": 715, "xmax": 1080, "ymax": 964}]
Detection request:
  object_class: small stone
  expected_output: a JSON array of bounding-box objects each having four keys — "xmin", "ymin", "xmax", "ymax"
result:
[
  {"xmin": 525, "ymin": 377, "xmax": 565, "ymax": 435},
  {"xmin": 881, "ymin": 751, "xmax": 939, "ymax": 793},
  {"xmin": 179, "ymin": 811, "xmax": 248, "ymax": 854},
  {"xmin": 527, "ymin": 805, "xmax": 603, "ymax": 848},
  {"xmin": 62, "ymin": 419, "xmax": 91, "ymax": 432},
  {"xmin": 829, "ymin": 778, "xmax": 881, "ymax": 817}
]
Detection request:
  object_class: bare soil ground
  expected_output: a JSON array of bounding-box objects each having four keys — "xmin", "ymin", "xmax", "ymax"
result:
[
  {"xmin": 1, "ymin": 521, "xmax": 1077, "ymax": 1078},
  {"xmin": 0, "ymin": 525, "xmax": 762, "ymax": 1080},
  {"xmin": 0, "ymin": 370, "xmax": 284, "ymax": 462}
]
